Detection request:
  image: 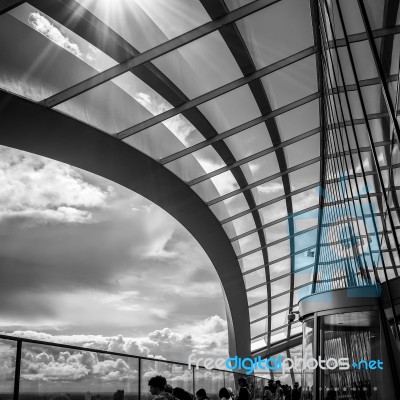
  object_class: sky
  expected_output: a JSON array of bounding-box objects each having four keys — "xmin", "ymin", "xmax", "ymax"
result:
[
  {"xmin": 0, "ymin": 0, "xmax": 322, "ymax": 369},
  {"xmin": 0, "ymin": 145, "xmax": 229, "ymax": 363}
]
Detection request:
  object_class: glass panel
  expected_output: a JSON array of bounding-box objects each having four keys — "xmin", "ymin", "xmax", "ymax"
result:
[
  {"xmin": 261, "ymin": 55, "xmax": 318, "ymax": 110},
  {"xmin": 192, "ymin": 171, "xmax": 239, "ymax": 201},
  {"xmin": 56, "ymin": 72, "xmax": 169, "ymax": 134},
  {"xmin": 264, "ymin": 220, "xmax": 290, "ymax": 243},
  {"xmin": 268, "ymin": 240, "xmax": 290, "ymax": 262},
  {"xmin": 251, "ymin": 177, "xmax": 284, "ymax": 206},
  {"xmin": 290, "ymin": 323, "xmax": 303, "ymax": 336},
  {"xmin": 275, "ymin": 99, "xmax": 320, "ymax": 142},
  {"xmin": 326, "ymin": 0, "xmax": 365, "ymax": 40},
  {"xmin": 289, "ymin": 163, "xmax": 320, "ymax": 191},
  {"xmin": 20, "ymin": 342, "xmax": 139, "ymax": 400},
  {"xmin": 320, "ymin": 311, "xmax": 384, "ymax": 399},
  {"xmin": 271, "ymin": 276, "xmax": 290, "ymax": 297},
  {"xmin": 241, "ymin": 153, "xmax": 281, "ymax": 184},
  {"xmin": 225, "ymin": 0, "xmax": 255, "ymax": 11},
  {"xmin": 294, "ymin": 266, "xmax": 314, "ymax": 289},
  {"xmin": 336, "ymin": 40, "xmax": 378, "ymax": 85},
  {"xmin": 0, "ymin": 339, "xmax": 16, "ymax": 399},
  {"xmin": 244, "ymin": 268, "xmax": 266, "ymax": 290},
  {"xmin": 249, "ymin": 301, "xmax": 268, "ymax": 322},
  {"xmin": 1, "ymin": 5, "xmax": 114, "ymax": 101},
  {"xmin": 224, "ymin": 124, "xmax": 272, "ymax": 161},
  {"xmin": 124, "ymin": 114, "xmax": 205, "ymax": 160},
  {"xmin": 193, "ymin": 369, "xmax": 223, "ymax": 400},
  {"xmin": 363, "ymin": 0, "xmax": 386, "ymax": 30},
  {"xmin": 269, "ymin": 259, "xmax": 291, "ymax": 280},
  {"xmin": 210, "ymin": 193, "xmax": 249, "ymax": 220},
  {"xmin": 165, "ymin": 146, "xmax": 225, "ymax": 182},
  {"xmin": 141, "ymin": 359, "xmax": 192, "ymax": 400},
  {"xmin": 198, "ymin": 85, "xmax": 261, "ymax": 133},
  {"xmin": 247, "ymin": 284, "xmax": 268, "ymax": 307},
  {"xmin": 294, "ymin": 212, "xmax": 319, "ymax": 231},
  {"xmin": 330, "ymin": 84, "xmax": 382, "ymax": 121},
  {"xmin": 75, "ymin": 0, "xmax": 211, "ymax": 52},
  {"xmin": 251, "ymin": 319, "xmax": 268, "ymax": 338},
  {"xmin": 284, "ymin": 135, "xmax": 320, "ymax": 169},
  {"xmin": 291, "ymin": 187, "xmax": 319, "ymax": 213},
  {"xmin": 239, "ymin": 251, "xmax": 264, "ymax": 273},
  {"xmin": 235, "ymin": 232, "xmax": 261, "ymax": 256},
  {"xmin": 153, "ymin": 31, "xmax": 243, "ymax": 99},
  {"xmin": 236, "ymin": 0, "xmax": 313, "ymax": 69},
  {"xmin": 301, "ymin": 319, "xmax": 314, "ymax": 398},
  {"xmin": 259, "ymin": 200, "xmax": 288, "ymax": 225},
  {"xmin": 271, "ymin": 293, "xmax": 290, "ymax": 313},
  {"xmin": 224, "ymin": 214, "xmax": 256, "ymax": 238},
  {"xmin": 294, "ymin": 227, "xmax": 318, "ymax": 253},
  {"xmin": 271, "ymin": 311, "xmax": 287, "ymax": 330}
]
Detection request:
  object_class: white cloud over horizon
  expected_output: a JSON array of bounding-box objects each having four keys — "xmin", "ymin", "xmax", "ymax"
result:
[{"xmin": 2, "ymin": 314, "xmax": 229, "ymax": 363}]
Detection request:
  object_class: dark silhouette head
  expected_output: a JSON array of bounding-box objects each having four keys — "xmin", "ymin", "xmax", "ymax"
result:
[
  {"xmin": 218, "ymin": 388, "xmax": 230, "ymax": 399},
  {"xmin": 196, "ymin": 389, "xmax": 208, "ymax": 400},
  {"xmin": 148, "ymin": 375, "xmax": 167, "ymax": 395},
  {"xmin": 165, "ymin": 385, "xmax": 173, "ymax": 394},
  {"xmin": 238, "ymin": 377, "xmax": 248, "ymax": 387}
]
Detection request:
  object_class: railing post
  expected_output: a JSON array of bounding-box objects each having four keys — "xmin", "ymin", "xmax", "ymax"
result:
[
  {"xmin": 138, "ymin": 358, "xmax": 141, "ymax": 400},
  {"xmin": 13, "ymin": 340, "xmax": 22, "ymax": 400},
  {"xmin": 192, "ymin": 366, "xmax": 195, "ymax": 396}
]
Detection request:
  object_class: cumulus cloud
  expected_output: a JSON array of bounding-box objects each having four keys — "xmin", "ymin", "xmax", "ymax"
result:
[
  {"xmin": 0, "ymin": 146, "xmax": 112, "ymax": 223},
  {"xmin": 257, "ymin": 181, "xmax": 284, "ymax": 194},
  {"xmin": 3, "ymin": 315, "xmax": 228, "ymax": 366},
  {"xmin": 132, "ymin": 91, "xmax": 200, "ymax": 147},
  {"xmin": 28, "ymin": 12, "xmax": 83, "ymax": 59}
]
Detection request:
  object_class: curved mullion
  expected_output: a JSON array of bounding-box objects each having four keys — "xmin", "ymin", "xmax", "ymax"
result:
[{"xmin": 199, "ymin": 0, "xmax": 301, "ymax": 350}]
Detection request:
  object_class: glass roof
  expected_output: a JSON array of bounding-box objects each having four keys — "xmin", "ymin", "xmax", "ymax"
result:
[{"xmin": 1, "ymin": 0, "xmax": 399, "ymax": 356}]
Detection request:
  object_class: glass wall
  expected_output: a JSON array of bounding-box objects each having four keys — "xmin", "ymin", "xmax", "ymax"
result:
[
  {"xmin": 301, "ymin": 319, "xmax": 314, "ymax": 400},
  {"xmin": 319, "ymin": 311, "xmax": 383, "ymax": 400},
  {"xmin": 0, "ymin": 336, "xmax": 268, "ymax": 400},
  {"xmin": 0, "ymin": 339, "xmax": 17, "ymax": 400},
  {"xmin": 19, "ymin": 342, "xmax": 139, "ymax": 400}
]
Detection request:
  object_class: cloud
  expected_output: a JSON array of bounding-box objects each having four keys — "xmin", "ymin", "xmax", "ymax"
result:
[
  {"xmin": 28, "ymin": 12, "xmax": 83, "ymax": 59},
  {"xmin": 257, "ymin": 181, "xmax": 284, "ymax": 194},
  {"xmin": 132, "ymin": 91, "xmax": 200, "ymax": 147},
  {"xmin": 3, "ymin": 314, "xmax": 229, "ymax": 365},
  {"xmin": 0, "ymin": 146, "xmax": 112, "ymax": 223}
]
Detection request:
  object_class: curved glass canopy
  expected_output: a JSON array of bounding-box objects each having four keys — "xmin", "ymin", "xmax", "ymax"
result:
[{"xmin": 1, "ymin": 0, "xmax": 400, "ymax": 356}]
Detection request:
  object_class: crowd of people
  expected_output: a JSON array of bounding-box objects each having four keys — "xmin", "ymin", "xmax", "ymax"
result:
[
  {"xmin": 261, "ymin": 380, "xmax": 301, "ymax": 400},
  {"xmin": 147, "ymin": 376, "xmax": 302, "ymax": 400}
]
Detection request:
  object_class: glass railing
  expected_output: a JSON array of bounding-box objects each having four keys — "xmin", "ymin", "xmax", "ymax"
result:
[{"xmin": 0, "ymin": 334, "xmax": 267, "ymax": 400}]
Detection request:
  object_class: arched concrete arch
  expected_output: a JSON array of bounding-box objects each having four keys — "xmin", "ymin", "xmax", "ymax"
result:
[{"xmin": 0, "ymin": 90, "xmax": 250, "ymax": 358}]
